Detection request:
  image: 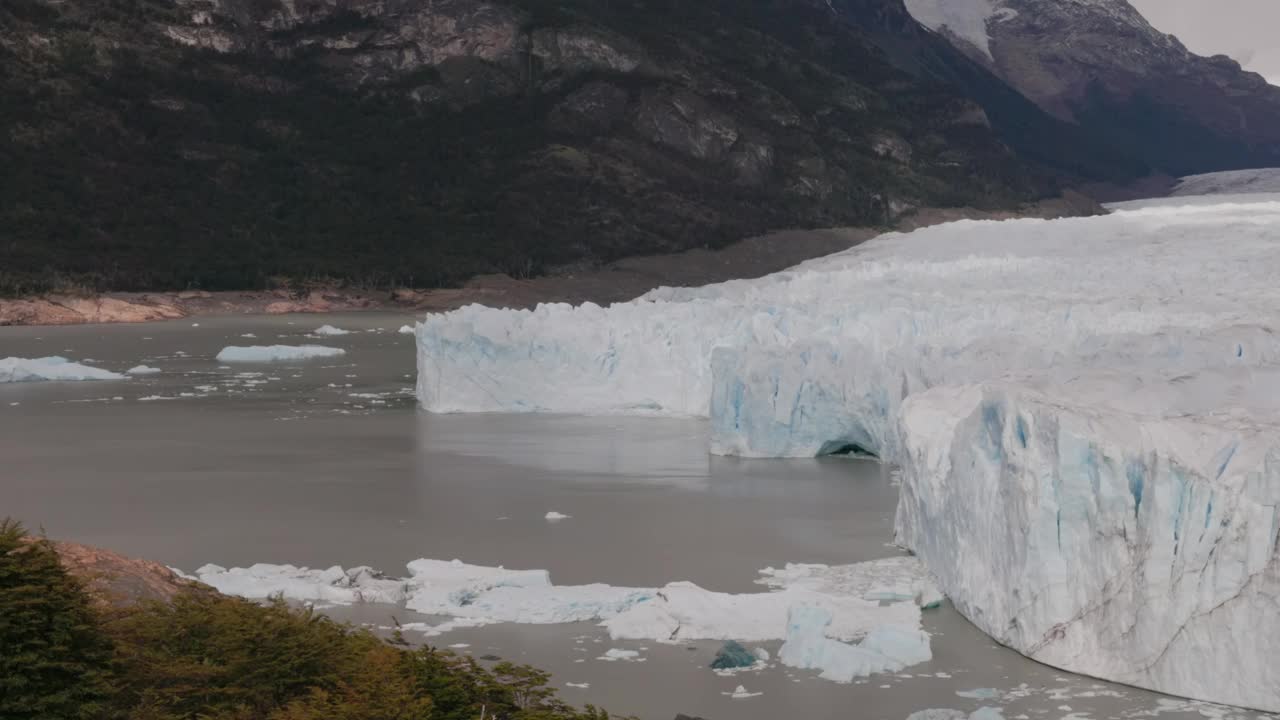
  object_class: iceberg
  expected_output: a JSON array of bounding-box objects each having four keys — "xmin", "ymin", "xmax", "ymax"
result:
[
  {"xmin": 189, "ymin": 556, "xmax": 937, "ymax": 682},
  {"xmin": 0, "ymin": 356, "xmax": 126, "ymax": 383},
  {"xmin": 777, "ymin": 606, "xmax": 931, "ymax": 683},
  {"xmin": 193, "ymin": 563, "xmax": 407, "ymax": 604},
  {"xmin": 215, "ymin": 345, "xmax": 345, "ymax": 363},
  {"xmin": 313, "ymin": 324, "xmax": 351, "ymax": 336},
  {"xmin": 126, "ymin": 365, "xmax": 162, "ymax": 375},
  {"xmin": 414, "ymin": 199, "xmax": 1280, "ymax": 710}
]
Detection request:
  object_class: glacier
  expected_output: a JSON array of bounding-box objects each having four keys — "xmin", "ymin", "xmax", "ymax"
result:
[
  {"xmin": 190, "ymin": 556, "xmax": 938, "ymax": 681},
  {"xmin": 1171, "ymin": 168, "xmax": 1280, "ymax": 198},
  {"xmin": 414, "ymin": 198, "xmax": 1280, "ymax": 711}
]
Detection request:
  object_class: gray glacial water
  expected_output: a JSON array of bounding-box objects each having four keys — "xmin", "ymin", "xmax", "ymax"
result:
[{"xmin": 0, "ymin": 313, "xmax": 1272, "ymax": 720}]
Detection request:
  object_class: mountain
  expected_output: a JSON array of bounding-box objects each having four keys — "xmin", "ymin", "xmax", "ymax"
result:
[
  {"xmin": 0, "ymin": 0, "xmax": 1047, "ymax": 295},
  {"xmin": 903, "ymin": 0, "xmax": 1280, "ymax": 175}
]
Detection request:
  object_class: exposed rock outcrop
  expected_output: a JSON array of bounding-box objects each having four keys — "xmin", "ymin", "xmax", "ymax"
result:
[
  {"xmin": 903, "ymin": 0, "xmax": 1280, "ymax": 174},
  {"xmin": 44, "ymin": 539, "xmax": 211, "ymax": 607}
]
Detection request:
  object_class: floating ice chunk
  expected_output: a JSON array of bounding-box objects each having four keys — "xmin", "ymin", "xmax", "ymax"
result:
[
  {"xmin": 192, "ymin": 563, "xmax": 406, "ymax": 605},
  {"xmin": 126, "ymin": 365, "xmax": 162, "ymax": 375},
  {"xmin": 399, "ymin": 325, "xmax": 415, "ymax": 335},
  {"xmin": 215, "ymin": 345, "xmax": 345, "ymax": 363},
  {"xmin": 544, "ymin": 511, "xmax": 571, "ymax": 521},
  {"xmin": 906, "ymin": 711, "xmax": 1003, "ymax": 720},
  {"xmin": 240, "ymin": 333, "xmax": 257, "ymax": 338},
  {"xmin": 186, "ymin": 554, "xmax": 932, "ymax": 682},
  {"xmin": 753, "ymin": 647, "xmax": 770, "ymax": 662},
  {"xmin": 722, "ymin": 684, "xmax": 762, "ymax": 699},
  {"xmin": 0, "ymin": 357, "xmax": 126, "ymax": 383},
  {"xmin": 565, "ymin": 682, "xmax": 590, "ymax": 689},
  {"xmin": 955, "ymin": 689, "xmax": 1001, "ymax": 700},
  {"xmin": 777, "ymin": 606, "xmax": 930, "ymax": 683},
  {"xmin": 313, "ymin": 325, "xmax": 351, "ymax": 336},
  {"xmin": 710, "ymin": 640, "xmax": 757, "ymax": 669},
  {"xmin": 598, "ymin": 648, "xmax": 641, "ymax": 662}
]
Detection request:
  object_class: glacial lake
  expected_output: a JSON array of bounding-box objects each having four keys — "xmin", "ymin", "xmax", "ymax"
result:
[{"xmin": 1, "ymin": 313, "xmax": 1271, "ymax": 720}]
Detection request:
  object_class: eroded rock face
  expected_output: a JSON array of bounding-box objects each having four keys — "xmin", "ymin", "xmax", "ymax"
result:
[
  {"xmin": 47, "ymin": 540, "xmax": 211, "ymax": 607},
  {"xmin": 633, "ymin": 89, "xmax": 741, "ymax": 163},
  {"xmin": 0, "ymin": 297, "xmax": 185, "ymax": 326},
  {"xmin": 547, "ymin": 81, "xmax": 631, "ymax": 135},
  {"xmin": 532, "ymin": 26, "xmax": 649, "ymax": 78}
]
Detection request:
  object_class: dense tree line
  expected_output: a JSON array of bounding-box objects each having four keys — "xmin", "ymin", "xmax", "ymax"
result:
[{"xmin": 0, "ymin": 520, "xmax": 626, "ymax": 720}]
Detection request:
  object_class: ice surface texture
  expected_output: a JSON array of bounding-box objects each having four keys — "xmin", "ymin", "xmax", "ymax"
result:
[
  {"xmin": 0, "ymin": 356, "xmax": 125, "ymax": 382},
  {"xmin": 192, "ymin": 557, "xmax": 937, "ymax": 681},
  {"xmin": 215, "ymin": 345, "xmax": 345, "ymax": 362},
  {"xmin": 1172, "ymin": 168, "xmax": 1280, "ymax": 197},
  {"xmin": 415, "ymin": 199, "xmax": 1280, "ymax": 710}
]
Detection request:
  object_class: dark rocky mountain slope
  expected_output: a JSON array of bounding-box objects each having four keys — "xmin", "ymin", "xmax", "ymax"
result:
[
  {"xmin": 0, "ymin": 0, "xmax": 1126, "ymax": 294},
  {"xmin": 904, "ymin": 0, "xmax": 1280, "ymax": 176}
]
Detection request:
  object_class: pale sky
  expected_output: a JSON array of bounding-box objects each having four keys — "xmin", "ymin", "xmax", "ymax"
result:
[{"xmin": 1129, "ymin": 0, "xmax": 1280, "ymax": 84}]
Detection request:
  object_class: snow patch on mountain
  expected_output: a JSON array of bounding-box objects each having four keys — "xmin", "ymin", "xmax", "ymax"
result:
[{"xmin": 904, "ymin": 0, "xmax": 1006, "ymax": 59}]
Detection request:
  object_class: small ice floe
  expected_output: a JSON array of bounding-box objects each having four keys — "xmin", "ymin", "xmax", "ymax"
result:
[
  {"xmin": 240, "ymin": 333, "xmax": 257, "ymax": 339},
  {"xmin": 127, "ymin": 365, "xmax": 162, "ymax": 375},
  {"xmin": 398, "ymin": 325, "xmax": 415, "ymax": 335},
  {"xmin": 313, "ymin": 325, "xmax": 351, "ymax": 336},
  {"xmin": 597, "ymin": 648, "xmax": 642, "ymax": 662},
  {"xmin": 710, "ymin": 641, "xmax": 758, "ymax": 670},
  {"xmin": 907, "ymin": 710, "xmax": 1007, "ymax": 720},
  {"xmin": 1, "ymin": 357, "xmax": 126, "ymax": 383},
  {"xmin": 138, "ymin": 395, "xmax": 180, "ymax": 402},
  {"xmin": 191, "ymin": 323, "xmax": 200, "ymax": 327},
  {"xmin": 722, "ymin": 684, "xmax": 762, "ymax": 699},
  {"xmin": 215, "ymin": 345, "xmax": 345, "ymax": 363},
  {"xmin": 565, "ymin": 682, "xmax": 590, "ymax": 689},
  {"xmin": 545, "ymin": 511, "xmax": 571, "ymax": 521},
  {"xmin": 448, "ymin": 643, "xmax": 471, "ymax": 649},
  {"xmin": 956, "ymin": 689, "xmax": 1000, "ymax": 700}
]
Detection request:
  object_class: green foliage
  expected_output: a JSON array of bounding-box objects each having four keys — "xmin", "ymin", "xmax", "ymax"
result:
[
  {"xmin": 0, "ymin": 520, "xmax": 116, "ymax": 720},
  {"xmin": 0, "ymin": 517, "xmax": 631, "ymax": 719},
  {"xmin": 105, "ymin": 593, "xmax": 622, "ymax": 720}
]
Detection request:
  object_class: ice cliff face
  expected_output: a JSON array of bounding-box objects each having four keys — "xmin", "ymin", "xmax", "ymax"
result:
[
  {"xmin": 416, "ymin": 199, "xmax": 1280, "ymax": 710},
  {"xmin": 896, "ymin": 374, "xmax": 1280, "ymax": 711}
]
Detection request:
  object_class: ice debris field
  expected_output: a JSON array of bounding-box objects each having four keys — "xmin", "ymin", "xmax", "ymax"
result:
[
  {"xmin": 189, "ymin": 555, "xmax": 940, "ymax": 683},
  {"xmin": 413, "ymin": 198, "xmax": 1280, "ymax": 712}
]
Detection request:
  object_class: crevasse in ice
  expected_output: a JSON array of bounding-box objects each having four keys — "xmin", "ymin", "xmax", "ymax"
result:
[{"xmin": 415, "ymin": 198, "xmax": 1280, "ymax": 711}]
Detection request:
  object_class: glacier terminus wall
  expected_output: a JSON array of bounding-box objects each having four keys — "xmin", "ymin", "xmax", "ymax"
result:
[{"xmin": 416, "ymin": 194, "xmax": 1280, "ymax": 711}]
